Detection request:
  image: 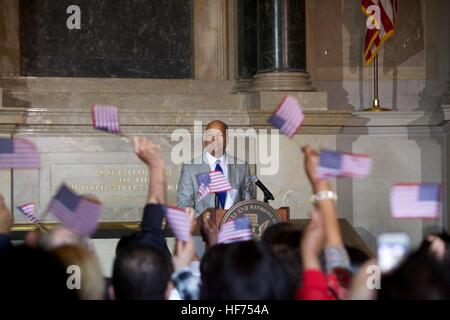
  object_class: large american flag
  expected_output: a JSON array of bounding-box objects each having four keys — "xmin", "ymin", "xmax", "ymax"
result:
[
  {"xmin": 317, "ymin": 150, "xmax": 373, "ymax": 180},
  {"xmin": 390, "ymin": 183, "xmax": 441, "ymax": 219},
  {"xmin": 196, "ymin": 171, "xmax": 232, "ymax": 202},
  {"xmin": 165, "ymin": 206, "xmax": 191, "ymax": 241},
  {"xmin": 92, "ymin": 105, "xmax": 121, "ymax": 134},
  {"xmin": 0, "ymin": 138, "xmax": 40, "ymax": 169},
  {"xmin": 47, "ymin": 184, "xmax": 102, "ymax": 236},
  {"xmin": 217, "ymin": 217, "xmax": 253, "ymax": 244},
  {"xmin": 267, "ymin": 96, "xmax": 304, "ymax": 138},
  {"xmin": 17, "ymin": 203, "xmax": 39, "ymax": 224},
  {"xmin": 362, "ymin": 0, "xmax": 397, "ymax": 65}
]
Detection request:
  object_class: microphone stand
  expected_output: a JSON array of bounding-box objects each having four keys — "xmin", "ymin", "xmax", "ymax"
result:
[
  {"xmin": 263, "ymin": 191, "xmax": 274, "ymax": 204},
  {"xmin": 215, "ymin": 193, "xmax": 220, "ymax": 209}
]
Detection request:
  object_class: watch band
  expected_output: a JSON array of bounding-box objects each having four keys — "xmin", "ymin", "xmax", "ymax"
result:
[{"xmin": 310, "ymin": 190, "xmax": 338, "ymax": 204}]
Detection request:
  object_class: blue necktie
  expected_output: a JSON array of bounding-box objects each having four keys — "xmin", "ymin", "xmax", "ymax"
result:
[{"xmin": 215, "ymin": 161, "xmax": 227, "ymax": 209}]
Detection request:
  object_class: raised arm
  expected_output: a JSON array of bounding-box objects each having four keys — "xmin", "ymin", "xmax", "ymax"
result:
[
  {"xmin": 132, "ymin": 137, "xmax": 170, "ymax": 256},
  {"xmin": 302, "ymin": 146, "xmax": 351, "ymax": 294},
  {"xmin": 302, "ymin": 146, "xmax": 343, "ymax": 248},
  {"xmin": 0, "ymin": 195, "xmax": 13, "ymax": 251}
]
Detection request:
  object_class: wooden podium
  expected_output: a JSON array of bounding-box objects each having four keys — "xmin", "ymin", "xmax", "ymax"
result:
[
  {"xmin": 194, "ymin": 206, "xmax": 290, "ymax": 235},
  {"xmin": 205, "ymin": 207, "xmax": 290, "ymax": 228}
]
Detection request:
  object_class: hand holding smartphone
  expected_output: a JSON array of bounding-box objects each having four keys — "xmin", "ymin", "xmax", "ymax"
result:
[{"xmin": 377, "ymin": 232, "xmax": 411, "ymax": 273}]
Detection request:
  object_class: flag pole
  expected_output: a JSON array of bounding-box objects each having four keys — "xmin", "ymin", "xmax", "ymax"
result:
[{"xmin": 364, "ymin": 55, "xmax": 390, "ymax": 112}]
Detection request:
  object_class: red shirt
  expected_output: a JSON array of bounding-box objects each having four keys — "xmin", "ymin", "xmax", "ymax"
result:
[{"xmin": 296, "ymin": 268, "xmax": 351, "ymax": 300}]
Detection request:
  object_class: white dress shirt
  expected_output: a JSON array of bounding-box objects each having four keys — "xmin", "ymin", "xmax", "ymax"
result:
[{"xmin": 205, "ymin": 152, "xmax": 237, "ymax": 209}]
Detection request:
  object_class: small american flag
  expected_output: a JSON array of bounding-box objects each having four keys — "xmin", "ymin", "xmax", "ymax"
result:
[
  {"xmin": 165, "ymin": 206, "xmax": 191, "ymax": 241},
  {"xmin": 268, "ymin": 96, "xmax": 304, "ymax": 138},
  {"xmin": 17, "ymin": 203, "xmax": 39, "ymax": 224},
  {"xmin": 92, "ymin": 105, "xmax": 121, "ymax": 134},
  {"xmin": 217, "ymin": 216, "xmax": 253, "ymax": 244},
  {"xmin": 0, "ymin": 138, "xmax": 40, "ymax": 169},
  {"xmin": 390, "ymin": 183, "xmax": 441, "ymax": 219},
  {"xmin": 317, "ymin": 150, "xmax": 373, "ymax": 180},
  {"xmin": 47, "ymin": 184, "xmax": 102, "ymax": 236},
  {"xmin": 196, "ymin": 171, "xmax": 232, "ymax": 202}
]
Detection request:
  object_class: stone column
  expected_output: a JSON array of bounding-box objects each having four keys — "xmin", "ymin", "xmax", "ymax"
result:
[
  {"xmin": 442, "ymin": 12, "xmax": 450, "ymax": 105},
  {"xmin": 249, "ymin": 0, "xmax": 313, "ymax": 91},
  {"xmin": 194, "ymin": 0, "xmax": 237, "ymax": 80},
  {"xmin": 0, "ymin": 0, "xmax": 20, "ymax": 76}
]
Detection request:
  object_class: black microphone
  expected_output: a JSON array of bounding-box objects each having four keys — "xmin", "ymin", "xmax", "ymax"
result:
[{"xmin": 251, "ymin": 175, "xmax": 275, "ymax": 202}]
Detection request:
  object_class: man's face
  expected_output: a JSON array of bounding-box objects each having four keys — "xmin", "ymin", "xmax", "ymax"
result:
[{"xmin": 204, "ymin": 122, "xmax": 227, "ymax": 157}]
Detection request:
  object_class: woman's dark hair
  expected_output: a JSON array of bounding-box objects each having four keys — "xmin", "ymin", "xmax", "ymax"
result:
[
  {"xmin": 417, "ymin": 232, "xmax": 450, "ymax": 269},
  {"xmin": 0, "ymin": 245, "xmax": 78, "ymax": 300},
  {"xmin": 378, "ymin": 250, "xmax": 450, "ymax": 300},
  {"xmin": 261, "ymin": 222, "xmax": 303, "ymax": 249},
  {"xmin": 200, "ymin": 240, "xmax": 290, "ymax": 300},
  {"xmin": 260, "ymin": 222, "xmax": 303, "ymax": 297}
]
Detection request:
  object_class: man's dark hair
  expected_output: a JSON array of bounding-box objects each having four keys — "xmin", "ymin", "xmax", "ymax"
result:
[
  {"xmin": 0, "ymin": 245, "xmax": 77, "ymax": 300},
  {"xmin": 115, "ymin": 233, "xmax": 137, "ymax": 257},
  {"xmin": 112, "ymin": 246, "xmax": 173, "ymax": 300},
  {"xmin": 200, "ymin": 240, "xmax": 290, "ymax": 300},
  {"xmin": 378, "ymin": 250, "xmax": 450, "ymax": 300}
]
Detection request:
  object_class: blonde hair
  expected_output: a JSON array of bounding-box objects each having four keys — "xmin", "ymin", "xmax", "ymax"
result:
[{"xmin": 52, "ymin": 245, "xmax": 105, "ymax": 300}]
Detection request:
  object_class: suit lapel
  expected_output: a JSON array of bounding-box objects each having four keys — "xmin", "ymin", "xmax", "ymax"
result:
[{"xmin": 227, "ymin": 162, "xmax": 237, "ymax": 189}]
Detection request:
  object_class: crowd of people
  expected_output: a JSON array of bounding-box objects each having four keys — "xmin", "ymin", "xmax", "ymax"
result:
[{"xmin": 0, "ymin": 137, "xmax": 449, "ymax": 300}]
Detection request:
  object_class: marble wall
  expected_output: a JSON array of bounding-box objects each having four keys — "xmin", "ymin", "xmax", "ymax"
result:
[{"xmin": 20, "ymin": 0, "xmax": 192, "ymax": 78}]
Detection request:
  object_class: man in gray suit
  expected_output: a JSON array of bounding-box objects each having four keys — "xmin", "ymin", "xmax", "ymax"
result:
[{"xmin": 177, "ymin": 120, "xmax": 256, "ymax": 216}]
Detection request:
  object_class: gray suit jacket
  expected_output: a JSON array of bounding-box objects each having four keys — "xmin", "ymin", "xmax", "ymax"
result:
[{"xmin": 177, "ymin": 153, "xmax": 256, "ymax": 216}]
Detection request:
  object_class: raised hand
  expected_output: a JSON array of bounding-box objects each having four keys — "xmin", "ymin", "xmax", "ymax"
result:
[
  {"xmin": 172, "ymin": 238, "xmax": 196, "ymax": 272},
  {"xmin": 200, "ymin": 211, "xmax": 219, "ymax": 249},
  {"xmin": 133, "ymin": 137, "xmax": 165, "ymax": 168}
]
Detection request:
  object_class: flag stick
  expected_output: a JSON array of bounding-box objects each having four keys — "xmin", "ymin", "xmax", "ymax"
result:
[
  {"xmin": 119, "ymin": 135, "xmax": 131, "ymax": 144},
  {"xmin": 36, "ymin": 222, "xmax": 48, "ymax": 235},
  {"xmin": 364, "ymin": 55, "xmax": 390, "ymax": 112}
]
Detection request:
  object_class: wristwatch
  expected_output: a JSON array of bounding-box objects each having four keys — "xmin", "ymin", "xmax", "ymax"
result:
[{"xmin": 310, "ymin": 190, "xmax": 337, "ymax": 204}]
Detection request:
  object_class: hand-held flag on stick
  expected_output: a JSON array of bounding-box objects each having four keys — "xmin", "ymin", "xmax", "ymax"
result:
[
  {"xmin": 17, "ymin": 203, "xmax": 39, "ymax": 224},
  {"xmin": 317, "ymin": 150, "xmax": 373, "ymax": 180},
  {"xmin": 165, "ymin": 206, "xmax": 192, "ymax": 241},
  {"xmin": 196, "ymin": 171, "xmax": 232, "ymax": 202},
  {"xmin": 92, "ymin": 105, "xmax": 121, "ymax": 134},
  {"xmin": 390, "ymin": 183, "xmax": 441, "ymax": 219},
  {"xmin": 0, "ymin": 138, "xmax": 40, "ymax": 169},
  {"xmin": 268, "ymin": 96, "xmax": 304, "ymax": 138},
  {"xmin": 217, "ymin": 216, "xmax": 253, "ymax": 244},
  {"xmin": 47, "ymin": 184, "xmax": 102, "ymax": 236},
  {"xmin": 361, "ymin": 0, "xmax": 397, "ymax": 65}
]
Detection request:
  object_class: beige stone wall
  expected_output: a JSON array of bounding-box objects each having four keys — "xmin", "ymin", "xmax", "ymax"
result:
[
  {"xmin": 306, "ymin": 0, "xmax": 450, "ymax": 110},
  {"xmin": 307, "ymin": 0, "xmax": 433, "ymax": 81}
]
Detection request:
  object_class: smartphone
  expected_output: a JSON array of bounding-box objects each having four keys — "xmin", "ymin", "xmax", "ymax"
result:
[{"xmin": 377, "ymin": 232, "xmax": 410, "ymax": 273}]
